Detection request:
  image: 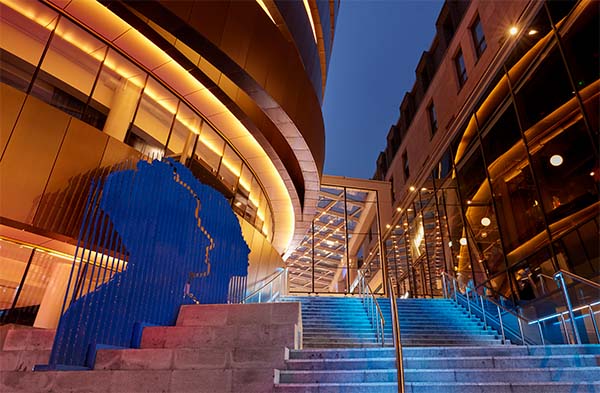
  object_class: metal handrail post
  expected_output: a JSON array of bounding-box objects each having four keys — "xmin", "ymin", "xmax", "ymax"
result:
[
  {"xmin": 479, "ymin": 295, "xmax": 487, "ymax": 330},
  {"xmin": 452, "ymin": 279, "xmax": 458, "ymax": 302},
  {"xmin": 560, "ymin": 314, "xmax": 571, "ymax": 344},
  {"xmin": 466, "ymin": 290, "xmax": 472, "ymax": 316},
  {"xmin": 496, "ymin": 305, "xmax": 506, "ymax": 344},
  {"xmin": 555, "ymin": 272, "xmax": 581, "ymax": 344},
  {"xmin": 388, "ymin": 278, "xmax": 404, "ymax": 393},
  {"xmin": 517, "ymin": 316, "xmax": 525, "ymax": 345},
  {"xmin": 537, "ymin": 321, "xmax": 545, "ymax": 346},
  {"xmin": 588, "ymin": 305, "xmax": 599, "ymax": 343},
  {"xmin": 442, "ymin": 274, "xmax": 447, "ymax": 298}
]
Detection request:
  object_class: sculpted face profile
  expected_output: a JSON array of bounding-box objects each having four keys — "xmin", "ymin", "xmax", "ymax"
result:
[{"xmin": 50, "ymin": 159, "xmax": 250, "ymax": 367}]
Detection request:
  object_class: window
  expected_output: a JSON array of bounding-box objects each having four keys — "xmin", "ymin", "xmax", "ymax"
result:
[
  {"xmin": 471, "ymin": 15, "xmax": 487, "ymax": 58},
  {"xmin": 454, "ymin": 49, "xmax": 467, "ymax": 87},
  {"xmin": 402, "ymin": 151, "xmax": 410, "ymax": 180},
  {"xmin": 427, "ymin": 102, "xmax": 438, "ymax": 136}
]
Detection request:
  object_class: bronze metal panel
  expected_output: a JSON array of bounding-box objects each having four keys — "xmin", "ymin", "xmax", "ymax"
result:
[
  {"xmin": 0, "ymin": 96, "xmax": 70, "ymax": 224},
  {"xmin": 187, "ymin": 1, "xmax": 229, "ymax": 45},
  {"xmin": 41, "ymin": 119, "xmax": 108, "ymax": 195},
  {"xmin": 0, "ymin": 84, "xmax": 26, "ymax": 157},
  {"xmin": 99, "ymin": 136, "xmax": 142, "ymax": 168},
  {"xmin": 220, "ymin": 1, "xmax": 257, "ymax": 68}
]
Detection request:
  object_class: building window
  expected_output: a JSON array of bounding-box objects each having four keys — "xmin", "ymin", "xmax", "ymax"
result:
[
  {"xmin": 471, "ymin": 15, "xmax": 487, "ymax": 58},
  {"xmin": 427, "ymin": 102, "xmax": 438, "ymax": 136},
  {"xmin": 454, "ymin": 49, "xmax": 467, "ymax": 87},
  {"xmin": 402, "ymin": 150, "xmax": 410, "ymax": 180}
]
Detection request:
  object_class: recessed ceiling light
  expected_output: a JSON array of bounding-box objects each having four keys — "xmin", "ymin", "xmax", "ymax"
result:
[
  {"xmin": 509, "ymin": 26, "xmax": 518, "ymax": 36},
  {"xmin": 528, "ymin": 29, "xmax": 538, "ymax": 35},
  {"xmin": 459, "ymin": 237, "xmax": 467, "ymax": 246},
  {"xmin": 550, "ymin": 154, "xmax": 563, "ymax": 166},
  {"xmin": 481, "ymin": 217, "xmax": 491, "ymax": 227}
]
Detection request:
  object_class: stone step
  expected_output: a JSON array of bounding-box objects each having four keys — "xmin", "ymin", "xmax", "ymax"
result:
[
  {"xmin": 274, "ymin": 381, "xmax": 600, "ymax": 393},
  {"xmin": 94, "ymin": 347, "xmax": 287, "ymax": 371},
  {"xmin": 0, "ymin": 350, "xmax": 51, "ymax": 371},
  {"xmin": 1, "ymin": 327, "xmax": 55, "ymax": 351},
  {"xmin": 288, "ymin": 345, "xmax": 600, "ymax": 359},
  {"xmin": 175, "ymin": 302, "xmax": 300, "ymax": 328},
  {"xmin": 140, "ymin": 324, "xmax": 296, "ymax": 349},
  {"xmin": 278, "ymin": 367, "xmax": 600, "ymax": 383},
  {"xmin": 284, "ymin": 354, "xmax": 600, "ymax": 371}
]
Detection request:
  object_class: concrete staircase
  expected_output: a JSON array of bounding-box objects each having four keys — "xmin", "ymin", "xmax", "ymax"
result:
[
  {"xmin": 378, "ymin": 298, "xmax": 505, "ymax": 346},
  {"xmin": 1, "ymin": 303, "xmax": 301, "ymax": 393},
  {"xmin": 0, "ymin": 324, "xmax": 54, "ymax": 372},
  {"xmin": 274, "ymin": 296, "xmax": 600, "ymax": 392},
  {"xmin": 281, "ymin": 296, "xmax": 380, "ymax": 348}
]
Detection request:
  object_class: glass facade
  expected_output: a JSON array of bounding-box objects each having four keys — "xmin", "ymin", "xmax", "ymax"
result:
[
  {"xmin": 383, "ymin": 1, "xmax": 599, "ymax": 311},
  {"xmin": 0, "ymin": 1, "xmax": 274, "ymax": 239},
  {"xmin": 286, "ymin": 183, "xmax": 384, "ymax": 294}
]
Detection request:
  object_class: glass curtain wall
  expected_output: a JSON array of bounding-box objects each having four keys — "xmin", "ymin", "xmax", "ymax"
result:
[
  {"xmin": 286, "ymin": 185, "xmax": 383, "ymax": 294},
  {"xmin": 383, "ymin": 1, "xmax": 598, "ymax": 306}
]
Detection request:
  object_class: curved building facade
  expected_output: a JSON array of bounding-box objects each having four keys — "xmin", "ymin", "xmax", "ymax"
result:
[{"xmin": 0, "ymin": 0, "xmax": 338, "ymax": 326}]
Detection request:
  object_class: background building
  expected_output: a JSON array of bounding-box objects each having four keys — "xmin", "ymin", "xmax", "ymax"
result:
[
  {"xmin": 0, "ymin": 0, "xmax": 338, "ymax": 326},
  {"xmin": 372, "ymin": 0, "xmax": 598, "ymax": 315}
]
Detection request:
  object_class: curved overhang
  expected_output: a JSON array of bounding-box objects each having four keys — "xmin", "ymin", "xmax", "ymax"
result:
[{"xmin": 42, "ymin": 0, "xmax": 299, "ymax": 254}]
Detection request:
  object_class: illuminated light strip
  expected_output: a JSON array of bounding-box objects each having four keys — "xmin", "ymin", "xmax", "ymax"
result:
[
  {"xmin": 528, "ymin": 300, "xmax": 600, "ymax": 325},
  {"xmin": 220, "ymin": 157, "xmax": 242, "ymax": 177},
  {"xmin": 302, "ymin": 0, "xmax": 317, "ymax": 44},
  {"xmin": 198, "ymin": 135, "xmax": 223, "ymax": 156},
  {"xmin": 256, "ymin": 0, "xmax": 275, "ymax": 24}
]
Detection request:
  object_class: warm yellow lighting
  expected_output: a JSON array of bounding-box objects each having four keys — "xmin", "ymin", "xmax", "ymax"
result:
[
  {"xmin": 480, "ymin": 217, "xmax": 491, "ymax": 227},
  {"xmin": 550, "ymin": 154, "xmax": 563, "ymax": 166},
  {"xmin": 509, "ymin": 26, "xmax": 518, "ymax": 36},
  {"xmin": 528, "ymin": 29, "xmax": 538, "ymax": 35},
  {"xmin": 396, "ymin": 207, "xmax": 402, "ymax": 212},
  {"xmin": 481, "ymin": 232, "xmax": 488, "ymax": 238},
  {"xmin": 409, "ymin": 186, "xmax": 416, "ymax": 192},
  {"xmin": 302, "ymin": 0, "xmax": 317, "ymax": 44},
  {"xmin": 256, "ymin": 0, "xmax": 275, "ymax": 24},
  {"xmin": 421, "ymin": 187, "xmax": 427, "ymax": 191},
  {"xmin": 221, "ymin": 158, "xmax": 241, "ymax": 177},
  {"xmin": 386, "ymin": 224, "xmax": 391, "ymax": 229},
  {"xmin": 448, "ymin": 241, "xmax": 453, "ymax": 247},
  {"xmin": 459, "ymin": 237, "xmax": 467, "ymax": 246}
]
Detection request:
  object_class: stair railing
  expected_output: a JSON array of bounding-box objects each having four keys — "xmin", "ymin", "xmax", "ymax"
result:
[
  {"xmin": 535, "ymin": 270, "xmax": 600, "ymax": 345},
  {"xmin": 357, "ymin": 270, "xmax": 386, "ymax": 345},
  {"xmin": 442, "ymin": 272, "xmax": 536, "ymax": 345},
  {"xmin": 241, "ymin": 267, "xmax": 288, "ymax": 304},
  {"xmin": 387, "ymin": 277, "xmax": 405, "ymax": 393},
  {"xmin": 441, "ymin": 271, "xmax": 600, "ymax": 345}
]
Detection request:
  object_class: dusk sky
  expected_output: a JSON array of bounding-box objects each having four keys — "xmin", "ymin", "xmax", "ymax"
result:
[{"xmin": 322, "ymin": 1, "xmax": 443, "ymax": 179}]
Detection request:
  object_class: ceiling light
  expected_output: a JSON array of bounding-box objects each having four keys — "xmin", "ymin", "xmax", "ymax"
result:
[
  {"xmin": 421, "ymin": 187, "xmax": 427, "ymax": 191},
  {"xmin": 459, "ymin": 237, "xmax": 467, "ymax": 246},
  {"xmin": 590, "ymin": 171, "xmax": 595, "ymax": 176},
  {"xmin": 386, "ymin": 224, "xmax": 391, "ymax": 228},
  {"xmin": 528, "ymin": 29, "xmax": 538, "ymax": 35},
  {"xmin": 448, "ymin": 241, "xmax": 453, "ymax": 247},
  {"xmin": 509, "ymin": 26, "xmax": 518, "ymax": 36},
  {"xmin": 481, "ymin": 232, "xmax": 488, "ymax": 238},
  {"xmin": 480, "ymin": 217, "xmax": 491, "ymax": 227},
  {"xmin": 396, "ymin": 207, "xmax": 402, "ymax": 212},
  {"xmin": 550, "ymin": 154, "xmax": 563, "ymax": 166},
  {"xmin": 409, "ymin": 186, "xmax": 416, "ymax": 192}
]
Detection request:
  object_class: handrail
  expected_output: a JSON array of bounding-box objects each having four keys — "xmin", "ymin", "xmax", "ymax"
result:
[
  {"xmin": 241, "ymin": 267, "xmax": 287, "ymax": 303},
  {"xmin": 556, "ymin": 269, "xmax": 600, "ymax": 289},
  {"xmin": 387, "ymin": 277, "xmax": 404, "ymax": 393},
  {"xmin": 357, "ymin": 270, "xmax": 386, "ymax": 345},
  {"xmin": 441, "ymin": 271, "xmax": 600, "ymax": 345},
  {"xmin": 553, "ymin": 270, "xmax": 600, "ymax": 344}
]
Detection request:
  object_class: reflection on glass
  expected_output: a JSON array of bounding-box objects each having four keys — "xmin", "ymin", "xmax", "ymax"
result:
[
  {"xmin": 195, "ymin": 122, "xmax": 224, "ymax": 173},
  {"xmin": 0, "ymin": 2, "xmax": 58, "ymax": 92}
]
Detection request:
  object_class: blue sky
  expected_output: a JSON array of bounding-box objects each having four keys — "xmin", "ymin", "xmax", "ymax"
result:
[{"xmin": 322, "ymin": 0, "xmax": 442, "ymax": 179}]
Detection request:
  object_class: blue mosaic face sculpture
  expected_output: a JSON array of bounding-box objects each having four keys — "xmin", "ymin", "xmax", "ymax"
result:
[{"xmin": 49, "ymin": 159, "xmax": 250, "ymax": 367}]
